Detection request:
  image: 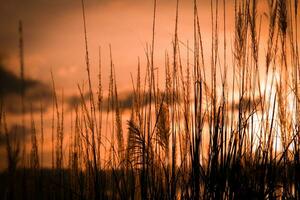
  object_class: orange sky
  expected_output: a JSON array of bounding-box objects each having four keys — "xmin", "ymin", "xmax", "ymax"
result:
[
  {"xmin": 0, "ymin": 0, "xmax": 227, "ymax": 93},
  {"xmin": 0, "ymin": 0, "xmax": 282, "ymax": 94}
]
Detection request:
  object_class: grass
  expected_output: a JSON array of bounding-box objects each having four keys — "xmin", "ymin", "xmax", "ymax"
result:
[{"xmin": 0, "ymin": 0, "xmax": 300, "ymax": 199}]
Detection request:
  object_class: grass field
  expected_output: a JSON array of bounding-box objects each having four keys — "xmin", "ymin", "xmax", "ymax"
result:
[{"xmin": 0, "ymin": 0, "xmax": 300, "ymax": 199}]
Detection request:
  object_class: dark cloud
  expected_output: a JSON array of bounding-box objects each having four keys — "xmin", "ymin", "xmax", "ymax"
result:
[
  {"xmin": 0, "ymin": 63, "xmax": 52, "ymax": 114},
  {"xmin": 230, "ymin": 97, "xmax": 262, "ymax": 112},
  {"xmin": 67, "ymin": 90, "xmax": 181, "ymax": 111},
  {"xmin": 67, "ymin": 92, "xmax": 90, "ymax": 109},
  {"xmin": 67, "ymin": 91, "xmax": 136, "ymax": 111},
  {"xmin": 0, "ymin": 64, "xmax": 38, "ymax": 96}
]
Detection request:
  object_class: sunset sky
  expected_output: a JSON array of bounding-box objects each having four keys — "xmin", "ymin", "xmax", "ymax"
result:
[{"xmin": 0, "ymin": 0, "xmax": 228, "ymax": 93}]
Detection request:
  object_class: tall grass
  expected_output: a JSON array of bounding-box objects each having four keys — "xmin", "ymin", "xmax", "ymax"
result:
[{"xmin": 1, "ymin": 0, "xmax": 300, "ymax": 199}]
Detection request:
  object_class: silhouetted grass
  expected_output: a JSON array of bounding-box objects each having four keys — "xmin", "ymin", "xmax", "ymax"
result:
[{"xmin": 1, "ymin": 0, "xmax": 300, "ymax": 199}]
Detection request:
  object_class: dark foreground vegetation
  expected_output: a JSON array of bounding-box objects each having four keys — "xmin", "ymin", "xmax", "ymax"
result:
[
  {"xmin": 1, "ymin": 0, "xmax": 300, "ymax": 199},
  {"xmin": 0, "ymin": 163, "xmax": 298, "ymax": 200}
]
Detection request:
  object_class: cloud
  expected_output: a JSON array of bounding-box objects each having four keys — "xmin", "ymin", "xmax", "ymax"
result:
[
  {"xmin": 66, "ymin": 91, "xmax": 137, "ymax": 111},
  {"xmin": 67, "ymin": 92, "xmax": 90, "ymax": 109},
  {"xmin": 0, "ymin": 63, "xmax": 52, "ymax": 114},
  {"xmin": 67, "ymin": 90, "xmax": 181, "ymax": 111},
  {"xmin": 230, "ymin": 97, "xmax": 262, "ymax": 112},
  {"xmin": 0, "ymin": 64, "xmax": 38, "ymax": 96}
]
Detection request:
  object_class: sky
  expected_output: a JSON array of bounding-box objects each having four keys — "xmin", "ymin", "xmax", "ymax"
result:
[
  {"xmin": 0, "ymin": 0, "xmax": 288, "ymax": 93},
  {"xmin": 0, "ymin": 0, "xmax": 206, "ymax": 169},
  {"xmin": 0, "ymin": 0, "xmax": 214, "ymax": 93}
]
